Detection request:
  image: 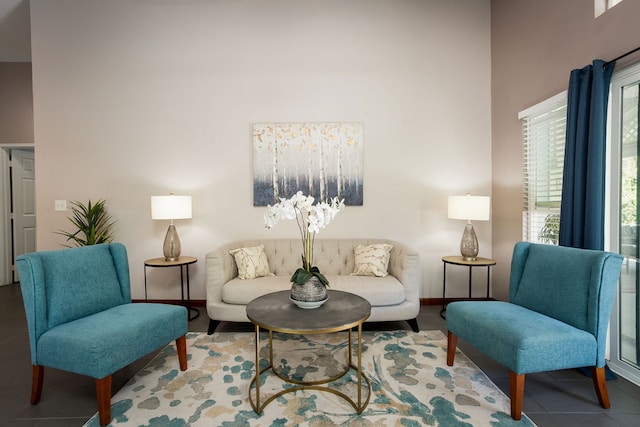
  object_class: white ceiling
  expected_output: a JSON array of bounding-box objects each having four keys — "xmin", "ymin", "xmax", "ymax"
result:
[{"xmin": 0, "ymin": 0, "xmax": 31, "ymax": 61}]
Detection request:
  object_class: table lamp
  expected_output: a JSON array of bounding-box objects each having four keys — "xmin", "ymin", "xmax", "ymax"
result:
[
  {"xmin": 448, "ymin": 193, "xmax": 490, "ymax": 261},
  {"xmin": 151, "ymin": 194, "xmax": 192, "ymax": 261}
]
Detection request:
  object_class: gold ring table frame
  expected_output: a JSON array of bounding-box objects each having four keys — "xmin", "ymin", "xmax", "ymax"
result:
[{"xmin": 246, "ymin": 290, "xmax": 372, "ymax": 414}]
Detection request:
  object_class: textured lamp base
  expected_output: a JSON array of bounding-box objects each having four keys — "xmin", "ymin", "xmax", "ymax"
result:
[
  {"xmin": 460, "ymin": 222, "xmax": 479, "ymax": 261},
  {"xmin": 163, "ymin": 224, "xmax": 181, "ymax": 261}
]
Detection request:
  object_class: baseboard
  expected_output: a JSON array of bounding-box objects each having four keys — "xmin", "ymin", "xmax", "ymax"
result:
[
  {"xmin": 133, "ymin": 299, "xmax": 206, "ymax": 307},
  {"xmin": 137, "ymin": 299, "xmax": 488, "ymax": 307},
  {"xmin": 421, "ymin": 297, "xmax": 495, "ymax": 306}
]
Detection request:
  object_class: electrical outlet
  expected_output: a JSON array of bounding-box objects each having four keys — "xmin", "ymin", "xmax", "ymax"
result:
[{"xmin": 54, "ymin": 200, "xmax": 67, "ymax": 211}]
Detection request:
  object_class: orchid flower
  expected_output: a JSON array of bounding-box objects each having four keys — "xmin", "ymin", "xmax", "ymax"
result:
[{"xmin": 263, "ymin": 192, "xmax": 345, "ymax": 285}]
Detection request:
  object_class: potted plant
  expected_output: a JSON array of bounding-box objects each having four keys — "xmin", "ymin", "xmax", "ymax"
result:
[
  {"xmin": 56, "ymin": 199, "xmax": 117, "ymax": 247},
  {"xmin": 264, "ymin": 191, "xmax": 344, "ymax": 304}
]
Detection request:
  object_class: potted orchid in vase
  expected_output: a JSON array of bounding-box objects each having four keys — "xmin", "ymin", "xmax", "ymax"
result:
[{"xmin": 264, "ymin": 191, "xmax": 345, "ymax": 306}]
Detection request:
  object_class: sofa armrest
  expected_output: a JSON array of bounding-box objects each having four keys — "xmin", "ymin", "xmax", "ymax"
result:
[
  {"xmin": 387, "ymin": 242, "xmax": 421, "ymax": 303},
  {"xmin": 205, "ymin": 246, "xmax": 238, "ymax": 303}
]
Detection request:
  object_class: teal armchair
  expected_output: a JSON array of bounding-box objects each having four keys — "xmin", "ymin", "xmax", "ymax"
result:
[
  {"xmin": 446, "ymin": 242, "xmax": 623, "ymax": 420},
  {"xmin": 17, "ymin": 243, "xmax": 188, "ymax": 426}
]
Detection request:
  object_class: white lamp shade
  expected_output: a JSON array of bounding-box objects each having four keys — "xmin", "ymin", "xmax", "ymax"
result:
[
  {"xmin": 151, "ymin": 195, "xmax": 192, "ymax": 220},
  {"xmin": 448, "ymin": 194, "xmax": 490, "ymax": 221}
]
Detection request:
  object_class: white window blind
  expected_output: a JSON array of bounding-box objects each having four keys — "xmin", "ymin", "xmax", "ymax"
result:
[{"xmin": 519, "ymin": 92, "xmax": 567, "ymax": 244}]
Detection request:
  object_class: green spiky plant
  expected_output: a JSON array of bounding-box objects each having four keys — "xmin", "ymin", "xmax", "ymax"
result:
[
  {"xmin": 56, "ymin": 199, "xmax": 117, "ymax": 247},
  {"xmin": 538, "ymin": 213, "xmax": 560, "ymax": 245}
]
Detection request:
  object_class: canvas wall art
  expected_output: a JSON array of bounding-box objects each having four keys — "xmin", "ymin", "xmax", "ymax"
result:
[{"xmin": 253, "ymin": 122, "xmax": 364, "ymax": 206}]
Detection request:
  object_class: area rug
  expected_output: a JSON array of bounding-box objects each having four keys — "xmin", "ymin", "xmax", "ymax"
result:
[{"xmin": 85, "ymin": 330, "xmax": 536, "ymax": 426}]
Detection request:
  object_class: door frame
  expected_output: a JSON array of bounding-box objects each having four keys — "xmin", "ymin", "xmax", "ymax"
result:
[
  {"xmin": 0, "ymin": 143, "xmax": 35, "ymax": 285},
  {"xmin": 608, "ymin": 62, "xmax": 640, "ymax": 386}
]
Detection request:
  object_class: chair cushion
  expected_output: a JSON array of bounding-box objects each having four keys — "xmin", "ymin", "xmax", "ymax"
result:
[
  {"xmin": 446, "ymin": 301, "xmax": 598, "ymax": 374},
  {"xmin": 36, "ymin": 303, "xmax": 187, "ymax": 379}
]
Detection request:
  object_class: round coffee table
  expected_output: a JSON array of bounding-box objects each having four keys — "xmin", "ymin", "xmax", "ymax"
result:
[{"xmin": 246, "ymin": 289, "xmax": 371, "ymax": 414}]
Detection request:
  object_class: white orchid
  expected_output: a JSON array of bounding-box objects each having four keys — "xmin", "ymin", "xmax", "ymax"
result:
[{"xmin": 264, "ymin": 191, "xmax": 344, "ymax": 285}]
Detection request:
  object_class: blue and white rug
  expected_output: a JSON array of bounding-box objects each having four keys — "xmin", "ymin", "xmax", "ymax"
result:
[{"xmin": 85, "ymin": 330, "xmax": 536, "ymax": 426}]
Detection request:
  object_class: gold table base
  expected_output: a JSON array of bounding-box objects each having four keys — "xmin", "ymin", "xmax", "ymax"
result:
[{"xmin": 249, "ymin": 325, "xmax": 371, "ymax": 414}]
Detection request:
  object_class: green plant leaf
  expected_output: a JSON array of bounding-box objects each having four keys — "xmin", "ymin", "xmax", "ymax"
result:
[
  {"xmin": 290, "ymin": 266, "xmax": 329, "ymax": 287},
  {"xmin": 290, "ymin": 268, "xmax": 313, "ymax": 285},
  {"xmin": 55, "ymin": 199, "xmax": 116, "ymax": 247}
]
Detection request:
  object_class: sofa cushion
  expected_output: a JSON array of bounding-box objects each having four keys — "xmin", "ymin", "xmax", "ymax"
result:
[
  {"xmin": 222, "ymin": 276, "xmax": 292, "ymax": 304},
  {"xmin": 352, "ymin": 243, "xmax": 393, "ymax": 277},
  {"xmin": 229, "ymin": 245, "xmax": 274, "ymax": 279},
  {"xmin": 221, "ymin": 274, "xmax": 405, "ymax": 307},
  {"xmin": 328, "ymin": 274, "xmax": 405, "ymax": 306}
]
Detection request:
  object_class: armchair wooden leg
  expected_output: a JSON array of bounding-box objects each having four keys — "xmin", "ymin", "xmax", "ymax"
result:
[
  {"xmin": 509, "ymin": 371, "xmax": 524, "ymax": 420},
  {"xmin": 447, "ymin": 331, "xmax": 457, "ymax": 366},
  {"xmin": 592, "ymin": 366, "xmax": 611, "ymax": 409},
  {"xmin": 96, "ymin": 375, "xmax": 112, "ymax": 427},
  {"xmin": 30, "ymin": 365, "xmax": 44, "ymax": 404},
  {"xmin": 176, "ymin": 335, "xmax": 188, "ymax": 371}
]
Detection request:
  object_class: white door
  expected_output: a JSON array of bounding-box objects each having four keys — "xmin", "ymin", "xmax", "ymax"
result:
[{"xmin": 11, "ymin": 149, "xmax": 36, "ymax": 282}]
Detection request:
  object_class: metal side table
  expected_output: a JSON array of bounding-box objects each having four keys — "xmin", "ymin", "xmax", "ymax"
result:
[
  {"xmin": 441, "ymin": 255, "xmax": 496, "ymax": 319},
  {"xmin": 144, "ymin": 256, "xmax": 199, "ymax": 321},
  {"xmin": 246, "ymin": 290, "xmax": 371, "ymax": 414}
]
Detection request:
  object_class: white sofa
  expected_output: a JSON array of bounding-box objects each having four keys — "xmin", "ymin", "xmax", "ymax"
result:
[{"xmin": 205, "ymin": 238, "xmax": 421, "ymax": 334}]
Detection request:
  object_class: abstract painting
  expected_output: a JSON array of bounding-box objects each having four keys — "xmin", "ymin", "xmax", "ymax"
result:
[{"xmin": 253, "ymin": 122, "xmax": 364, "ymax": 206}]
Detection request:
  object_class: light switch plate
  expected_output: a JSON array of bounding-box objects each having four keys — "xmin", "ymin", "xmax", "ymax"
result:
[{"xmin": 54, "ymin": 200, "xmax": 67, "ymax": 211}]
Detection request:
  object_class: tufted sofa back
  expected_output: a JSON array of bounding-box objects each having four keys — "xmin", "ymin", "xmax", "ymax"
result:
[
  {"xmin": 226, "ymin": 239, "xmax": 394, "ymax": 276},
  {"xmin": 218, "ymin": 238, "xmax": 405, "ymax": 276}
]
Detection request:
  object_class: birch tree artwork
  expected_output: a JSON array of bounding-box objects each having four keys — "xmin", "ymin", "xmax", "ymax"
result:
[{"xmin": 253, "ymin": 122, "xmax": 364, "ymax": 206}]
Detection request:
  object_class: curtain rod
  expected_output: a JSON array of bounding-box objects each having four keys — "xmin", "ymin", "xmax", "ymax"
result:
[{"xmin": 606, "ymin": 46, "xmax": 640, "ymax": 65}]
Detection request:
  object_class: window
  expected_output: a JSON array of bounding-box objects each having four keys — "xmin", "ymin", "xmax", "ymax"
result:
[
  {"xmin": 519, "ymin": 92, "xmax": 567, "ymax": 244},
  {"xmin": 595, "ymin": 0, "xmax": 624, "ymax": 18}
]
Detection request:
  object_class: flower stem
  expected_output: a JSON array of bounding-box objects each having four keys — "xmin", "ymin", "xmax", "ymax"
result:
[{"xmin": 305, "ymin": 230, "xmax": 312, "ymax": 270}]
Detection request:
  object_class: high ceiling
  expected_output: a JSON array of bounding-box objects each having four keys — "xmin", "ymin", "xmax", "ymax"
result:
[{"xmin": 0, "ymin": 0, "xmax": 31, "ymax": 62}]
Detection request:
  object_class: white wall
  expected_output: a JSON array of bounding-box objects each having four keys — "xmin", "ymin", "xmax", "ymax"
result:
[{"xmin": 30, "ymin": 0, "xmax": 492, "ymax": 300}]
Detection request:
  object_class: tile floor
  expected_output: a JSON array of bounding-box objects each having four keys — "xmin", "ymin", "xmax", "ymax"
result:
[{"xmin": 1, "ymin": 283, "xmax": 639, "ymax": 426}]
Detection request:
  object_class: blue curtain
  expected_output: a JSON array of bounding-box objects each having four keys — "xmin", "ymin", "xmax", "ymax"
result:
[{"xmin": 558, "ymin": 59, "xmax": 616, "ymax": 250}]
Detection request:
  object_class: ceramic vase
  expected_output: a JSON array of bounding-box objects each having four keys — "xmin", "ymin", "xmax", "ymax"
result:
[{"xmin": 290, "ymin": 275, "xmax": 328, "ymax": 303}]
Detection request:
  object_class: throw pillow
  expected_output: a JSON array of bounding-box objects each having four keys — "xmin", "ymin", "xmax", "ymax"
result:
[
  {"xmin": 229, "ymin": 245, "xmax": 273, "ymax": 279},
  {"xmin": 351, "ymin": 243, "xmax": 393, "ymax": 277}
]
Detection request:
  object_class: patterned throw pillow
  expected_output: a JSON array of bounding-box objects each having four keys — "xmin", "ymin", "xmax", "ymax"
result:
[
  {"xmin": 229, "ymin": 245, "xmax": 273, "ymax": 279},
  {"xmin": 351, "ymin": 243, "xmax": 393, "ymax": 277}
]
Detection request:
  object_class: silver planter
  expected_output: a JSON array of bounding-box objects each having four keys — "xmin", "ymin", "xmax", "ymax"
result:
[{"xmin": 290, "ymin": 275, "xmax": 328, "ymax": 303}]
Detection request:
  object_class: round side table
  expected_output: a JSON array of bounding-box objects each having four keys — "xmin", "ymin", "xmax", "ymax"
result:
[
  {"xmin": 144, "ymin": 256, "xmax": 199, "ymax": 321},
  {"xmin": 441, "ymin": 255, "xmax": 496, "ymax": 319}
]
